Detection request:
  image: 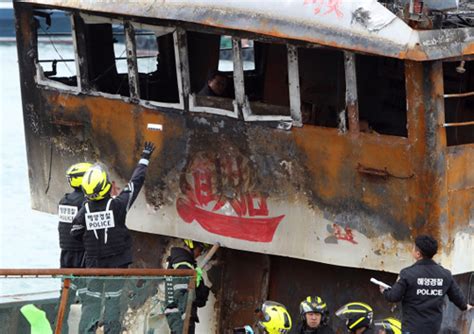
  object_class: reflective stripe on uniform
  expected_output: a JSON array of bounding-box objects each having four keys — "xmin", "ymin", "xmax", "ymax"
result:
[
  {"xmin": 125, "ymin": 181, "xmax": 134, "ymax": 212},
  {"xmin": 164, "ymin": 307, "xmax": 180, "ymax": 314},
  {"xmin": 173, "ymin": 284, "xmax": 188, "ymax": 290},
  {"xmin": 171, "ymin": 262, "xmax": 194, "ymax": 270},
  {"xmin": 85, "ymin": 288, "xmax": 122, "ymax": 299}
]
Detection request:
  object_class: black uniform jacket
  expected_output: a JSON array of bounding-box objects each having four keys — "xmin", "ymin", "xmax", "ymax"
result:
[
  {"xmin": 71, "ymin": 162, "xmax": 147, "ymax": 266},
  {"xmin": 383, "ymin": 258, "xmax": 467, "ymax": 333},
  {"xmin": 198, "ymin": 84, "xmax": 216, "ymax": 97},
  {"xmin": 58, "ymin": 188, "xmax": 85, "ymax": 251},
  {"xmin": 291, "ymin": 321, "xmax": 335, "ymax": 334},
  {"xmin": 167, "ymin": 247, "xmax": 210, "ymax": 321}
]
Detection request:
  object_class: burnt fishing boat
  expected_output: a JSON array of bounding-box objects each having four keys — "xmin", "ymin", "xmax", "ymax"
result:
[{"xmin": 8, "ymin": 0, "xmax": 474, "ymax": 332}]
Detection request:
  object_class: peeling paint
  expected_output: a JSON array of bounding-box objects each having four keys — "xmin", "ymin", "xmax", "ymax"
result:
[{"xmin": 17, "ymin": 0, "xmax": 474, "ymax": 60}]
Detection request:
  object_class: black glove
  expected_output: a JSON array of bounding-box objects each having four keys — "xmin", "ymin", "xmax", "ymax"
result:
[{"xmin": 141, "ymin": 141, "xmax": 155, "ymax": 160}]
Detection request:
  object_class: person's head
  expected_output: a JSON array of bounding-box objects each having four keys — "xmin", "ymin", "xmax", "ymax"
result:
[
  {"xmin": 207, "ymin": 70, "xmax": 228, "ymax": 96},
  {"xmin": 66, "ymin": 162, "xmax": 93, "ymax": 189},
  {"xmin": 301, "ymin": 102, "xmax": 313, "ymax": 124},
  {"xmin": 257, "ymin": 301, "xmax": 292, "ymax": 334},
  {"xmin": 184, "ymin": 239, "xmax": 210, "ymax": 258},
  {"xmin": 335, "ymin": 302, "xmax": 373, "ymax": 333},
  {"xmin": 81, "ymin": 165, "xmax": 111, "ymax": 201},
  {"xmin": 413, "ymin": 235, "xmax": 438, "ymax": 260},
  {"xmin": 374, "ymin": 317, "xmax": 401, "ymax": 334},
  {"xmin": 359, "ymin": 119, "xmax": 372, "ymax": 133},
  {"xmin": 299, "ymin": 296, "xmax": 329, "ymax": 328}
]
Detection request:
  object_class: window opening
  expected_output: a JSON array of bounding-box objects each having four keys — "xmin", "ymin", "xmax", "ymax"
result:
[
  {"xmin": 243, "ymin": 41, "xmax": 290, "ymax": 117},
  {"xmin": 219, "ymin": 36, "xmax": 255, "ymax": 72},
  {"xmin": 134, "ymin": 25, "xmax": 180, "ymax": 104},
  {"xmin": 443, "ymin": 60, "xmax": 474, "ymax": 146},
  {"xmin": 35, "ymin": 10, "xmax": 77, "ymax": 87},
  {"xmin": 112, "ymin": 24, "xmax": 130, "ymax": 96},
  {"xmin": 242, "ymin": 39, "xmax": 256, "ymax": 71},
  {"xmin": 82, "ymin": 19, "xmax": 130, "ymax": 97},
  {"xmin": 218, "ymin": 35, "xmax": 233, "ymax": 72},
  {"xmin": 187, "ymin": 31, "xmax": 236, "ymax": 116},
  {"xmin": 298, "ymin": 46, "xmax": 345, "ymax": 128},
  {"xmin": 113, "ymin": 25, "xmax": 128, "ymax": 74},
  {"xmin": 356, "ymin": 55, "xmax": 407, "ymax": 137}
]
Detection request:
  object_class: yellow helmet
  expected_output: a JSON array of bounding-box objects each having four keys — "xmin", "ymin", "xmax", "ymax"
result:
[
  {"xmin": 299, "ymin": 296, "xmax": 329, "ymax": 325},
  {"xmin": 374, "ymin": 317, "xmax": 401, "ymax": 334},
  {"xmin": 81, "ymin": 165, "xmax": 111, "ymax": 201},
  {"xmin": 258, "ymin": 301, "xmax": 292, "ymax": 334},
  {"xmin": 184, "ymin": 239, "xmax": 211, "ymax": 250},
  {"xmin": 66, "ymin": 162, "xmax": 93, "ymax": 188},
  {"xmin": 335, "ymin": 302, "xmax": 373, "ymax": 331}
]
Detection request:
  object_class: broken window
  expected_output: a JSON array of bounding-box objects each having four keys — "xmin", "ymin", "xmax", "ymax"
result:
[
  {"xmin": 111, "ymin": 23, "xmax": 130, "ymax": 97},
  {"xmin": 187, "ymin": 31, "xmax": 237, "ymax": 117},
  {"xmin": 443, "ymin": 60, "xmax": 474, "ymax": 146},
  {"xmin": 35, "ymin": 10, "xmax": 77, "ymax": 88},
  {"xmin": 133, "ymin": 24, "xmax": 180, "ymax": 104},
  {"xmin": 298, "ymin": 46, "xmax": 345, "ymax": 128},
  {"xmin": 243, "ymin": 41, "xmax": 291, "ymax": 118},
  {"xmin": 80, "ymin": 15, "xmax": 130, "ymax": 97},
  {"xmin": 356, "ymin": 55, "xmax": 407, "ymax": 137}
]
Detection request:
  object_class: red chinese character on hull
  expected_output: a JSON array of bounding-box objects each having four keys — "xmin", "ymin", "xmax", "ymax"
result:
[
  {"xmin": 303, "ymin": 0, "xmax": 343, "ymax": 18},
  {"xmin": 176, "ymin": 148, "xmax": 285, "ymax": 242}
]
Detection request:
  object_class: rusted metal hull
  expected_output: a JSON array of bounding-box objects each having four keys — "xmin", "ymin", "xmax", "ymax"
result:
[
  {"xmin": 13, "ymin": 1, "xmax": 473, "ymax": 275},
  {"xmin": 16, "ymin": 85, "xmax": 473, "ymax": 275}
]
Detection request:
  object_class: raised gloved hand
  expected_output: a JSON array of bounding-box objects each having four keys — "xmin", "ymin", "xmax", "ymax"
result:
[{"xmin": 141, "ymin": 141, "xmax": 155, "ymax": 160}]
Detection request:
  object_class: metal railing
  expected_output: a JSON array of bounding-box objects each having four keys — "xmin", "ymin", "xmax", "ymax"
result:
[{"xmin": 0, "ymin": 268, "xmax": 196, "ymax": 334}]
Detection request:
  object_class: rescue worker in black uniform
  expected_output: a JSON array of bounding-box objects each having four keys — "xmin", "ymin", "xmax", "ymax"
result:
[
  {"xmin": 165, "ymin": 239, "xmax": 210, "ymax": 334},
  {"xmin": 56, "ymin": 162, "xmax": 91, "ymax": 333},
  {"xmin": 292, "ymin": 296, "xmax": 334, "ymax": 334},
  {"xmin": 380, "ymin": 234, "xmax": 472, "ymax": 334},
  {"xmin": 59, "ymin": 162, "xmax": 91, "ymax": 268},
  {"xmin": 71, "ymin": 141, "xmax": 155, "ymax": 333},
  {"xmin": 335, "ymin": 302, "xmax": 374, "ymax": 334}
]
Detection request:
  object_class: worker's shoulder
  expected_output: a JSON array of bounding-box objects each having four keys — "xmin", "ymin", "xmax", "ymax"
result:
[
  {"xmin": 400, "ymin": 262, "xmax": 418, "ymax": 275},
  {"xmin": 434, "ymin": 262, "xmax": 453, "ymax": 277},
  {"xmin": 60, "ymin": 189, "xmax": 84, "ymax": 205}
]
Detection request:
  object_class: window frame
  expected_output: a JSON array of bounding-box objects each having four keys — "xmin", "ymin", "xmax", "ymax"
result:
[
  {"xmin": 235, "ymin": 39, "xmax": 294, "ymax": 124},
  {"xmin": 73, "ymin": 14, "xmax": 186, "ymax": 109},
  {"xmin": 33, "ymin": 11, "xmax": 408, "ymax": 136},
  {"xmin": 78, "ymin": 13, "xmax": 132, "ymax": 100},
  {"xmin": 180, "ymin": 29, "xmax": 240, "ymax": 119},
  {"xmin": 129, "ymin": 21, "xmax": 184, "ymax": 110},
  {"xmin": 34, "ymin": 11, "xmax": 81, "ymax": 93}
]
